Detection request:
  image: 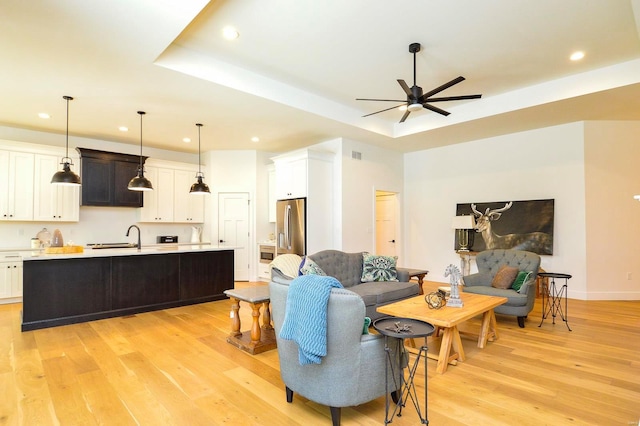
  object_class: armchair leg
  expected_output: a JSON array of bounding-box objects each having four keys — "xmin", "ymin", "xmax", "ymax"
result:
[
  {"xmin": 330, "ymin": 407, "xmax": 341, "ymax": 426},
  {"xmin": 285, "ymin": 386, "xmax": 293, "ymax": 403},
  {"xmin": 517, "ymin": 316, "xmax": 526, "ymax": 328},
  {"xmin": 391, "ymin": 390, "xmax": 400, "ymax": 404}
]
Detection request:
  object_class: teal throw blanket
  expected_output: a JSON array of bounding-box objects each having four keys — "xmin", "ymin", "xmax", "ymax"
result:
[{"xmin": 279, "ymin": 275, "xmax": 343, "ymax": 365}]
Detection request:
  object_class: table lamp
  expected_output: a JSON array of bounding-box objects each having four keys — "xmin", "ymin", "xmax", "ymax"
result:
[{"xmin": 452, "ymin": 215, "xmax": 476, "ymax": 251}]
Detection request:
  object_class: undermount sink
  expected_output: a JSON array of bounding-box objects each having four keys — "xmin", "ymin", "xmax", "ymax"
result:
[{"xmin": 87, "ymin": 243, "xmax": 138, "ymax": 249}]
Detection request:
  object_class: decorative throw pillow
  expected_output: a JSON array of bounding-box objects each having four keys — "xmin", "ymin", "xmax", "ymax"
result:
[
  {"xmin": 491, "ymin": 265, "xmax": 519, "ymax": 289},
  {"xmin": 361, "ymin": 253, "xmax": 398, "ymax": 282},
  {"xmin": 299, "ymin": 257, "xmax": 327, "ymax": 276},
  {"xmin": 512, "ymin": 271, "xmax": 532, "ymax": 292}
]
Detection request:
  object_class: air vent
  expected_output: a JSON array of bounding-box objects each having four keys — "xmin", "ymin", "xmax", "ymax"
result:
[{"xmin": 351, "ymin": 151, "xmax": 362, "ymax": 160}]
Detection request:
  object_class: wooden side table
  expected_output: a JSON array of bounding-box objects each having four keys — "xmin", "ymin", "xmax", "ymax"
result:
[
  {"xmin": 401, "ymin": 268, "xmax": 429, "ymax": 294},
  {"xmin": 223, "ymin": 286, "xmax": 277, "ymax": 354}
]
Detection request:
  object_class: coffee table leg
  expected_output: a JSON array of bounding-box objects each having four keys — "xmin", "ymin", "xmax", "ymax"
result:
[
  {"xmin": 229, "ymin": 297, "xmax": 242, "ymax": 338},
  {"xmin": 479, "ymin": 309, "xmax": 498, "ymax": 348},
  {"xmin": 250, "ymin": 302, "xmax": 263, "ymax": 344},
  {"xmin": 436, "ymin": 327, "xmax": 464, "ymax": 374}
]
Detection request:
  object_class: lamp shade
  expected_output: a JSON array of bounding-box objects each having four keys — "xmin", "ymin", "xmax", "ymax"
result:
[
  {"xmin": 452, "ymin": 215, "xmax": 476, "ymax": 229},
  {"xmin": 128, "ymin": 111, "xmax": 153, "ymax": 192},
  {"xmin": 51, "ymin": 162, "xmax": 81, "ymax": 185},
  {"xmin": 190, "ymin": 174, "xmax": 210, "ymax": 194}
]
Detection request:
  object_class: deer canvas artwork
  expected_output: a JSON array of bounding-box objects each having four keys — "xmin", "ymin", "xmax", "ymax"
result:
[{"xmin": 455, "ymin": 199, "xmax": 554, "ymax": 255}]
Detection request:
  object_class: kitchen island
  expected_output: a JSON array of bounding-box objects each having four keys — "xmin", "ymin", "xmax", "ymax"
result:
[{"xmin": 21, "ymin": 245, "xmax": 234, "ymax": 331}]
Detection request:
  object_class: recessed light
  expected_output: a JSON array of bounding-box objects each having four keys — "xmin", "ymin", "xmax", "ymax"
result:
[
  {"xmin": 570, "ymin": 51, "xmax": 585, "ymax": 61},
  {"xmin": 38, "ymin": 113, "xmax": 50, "ymax": 119},
  {"xmin": 118, "ymin": 126, "xmax": 128, "ymax": 132},
  {"xmin": 222, "ymin": 26, "xmax": 239, "ymax": 40},
  {"xmin": 183, "ymin": 137, "xmax": 191, "ymax": 143},
  {"xmin": 251, "ymin": 136, "xmax": 260, "ymax": 143}
]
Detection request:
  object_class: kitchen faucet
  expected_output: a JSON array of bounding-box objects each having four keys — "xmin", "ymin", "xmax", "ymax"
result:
[{"xmin": 126, "ymin": 225, "xmax": 141, "ymax": 250}]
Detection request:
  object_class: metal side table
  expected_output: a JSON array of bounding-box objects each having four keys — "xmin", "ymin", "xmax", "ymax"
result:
[
  {"xmin": 374, "ymin": 317, "xmax": 435, "ymax": 425},
  {"xmin": 538, "ymin": 272, "xmax": 572, "ymax": 331}
]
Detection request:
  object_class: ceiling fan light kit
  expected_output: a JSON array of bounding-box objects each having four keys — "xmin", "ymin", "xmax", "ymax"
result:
[{"xmin": 357, "ymin": 42, "xmax": 482, "ymax": 123}]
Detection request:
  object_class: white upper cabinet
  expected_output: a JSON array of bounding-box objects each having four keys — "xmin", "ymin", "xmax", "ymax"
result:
[
  {"xmin": 0, "ymin": 150, "xmax": 34, "ymax": 221},
  {"xmin": 138, "ymin": 166, "xmax": 175, "ymax": 222},
  {"xmin": 274, "ymin": 157, "xmax": 308, "ymax": 200},
  {"xmin": 174, "ymin": 169, "xmax": 205, "ymax": 223},
  {"xmin": 33, "ymin": 154, "xmax": 80, "ymax": 222}
]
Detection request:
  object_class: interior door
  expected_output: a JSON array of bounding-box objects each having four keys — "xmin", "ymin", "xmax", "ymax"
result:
[
  {"xmin": 219, "ymin": 192, "xmax": 250, "ymax": 281},
  {"xmin": 376, "ymin": 192, "xmax": 397, "ymax": 256}
]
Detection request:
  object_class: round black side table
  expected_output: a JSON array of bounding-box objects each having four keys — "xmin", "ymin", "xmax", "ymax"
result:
[
  {"xmin": 373, "ymin": 317, "xmax": 435, "ymax": 425},
  {"xmin": 538, "ymin": 272, "xmax": 572, "ymax": 331}
]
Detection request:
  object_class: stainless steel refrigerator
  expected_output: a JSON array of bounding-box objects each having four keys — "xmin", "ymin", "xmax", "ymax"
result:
[{"xmin": 276, "ymin": 198, "xmax": 306, "ymax": 256}]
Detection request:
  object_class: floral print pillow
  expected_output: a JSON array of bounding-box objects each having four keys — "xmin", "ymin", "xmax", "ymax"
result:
[{"xmin": 361, "ymin": 253, "xmax": 398, "ymax": 282}]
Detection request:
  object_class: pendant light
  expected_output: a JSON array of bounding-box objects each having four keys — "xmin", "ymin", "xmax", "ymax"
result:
[
  {"xmin": 189, "ymin": 123, "xmax": 211, "ymax": 195},
  {"xmin": 127, "ymin": 111, "xmax": 153, "ymax": 191},
  {"xmin": 51, "ymin": 96, "xmax": 81, "ymax": 185}
]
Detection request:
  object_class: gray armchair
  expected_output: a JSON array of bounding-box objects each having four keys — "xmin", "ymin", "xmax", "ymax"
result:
[
  {"xmin": 463, "ymin": 249, "xmax": 541, "ymax": 328},
  {"xmin": 269, "ymin": 275, "xmax": 402, "ymax": 426}
]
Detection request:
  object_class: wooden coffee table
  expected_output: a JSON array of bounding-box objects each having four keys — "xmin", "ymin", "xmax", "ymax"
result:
[{"xmin": 377, "ymin": 284, "xmax": 507, "ymax": 374}]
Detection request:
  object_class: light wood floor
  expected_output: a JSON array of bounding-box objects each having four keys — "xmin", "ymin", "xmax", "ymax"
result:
[{"xmin": 1, "ymin": 281, "xmax": 639, "ymax": 425}]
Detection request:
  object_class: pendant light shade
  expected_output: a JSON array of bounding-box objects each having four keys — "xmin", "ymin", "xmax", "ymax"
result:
[
  {"xmin": 51, "ymin": 96, "xmax": 81, "ymax": 186},
  {"xmin": 128, "ymin": 111, "xmax": 153, "ymax": 191},
  {"xmin": 190, "ymin": 123, "xmax": 211, "ymax": 195}
]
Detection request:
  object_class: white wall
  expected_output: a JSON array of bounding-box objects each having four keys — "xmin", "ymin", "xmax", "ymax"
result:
[
  {"xmin": 404, "ymin": 122, "xmax": 588, "ymax": 299},
  {"xmin": 584, "ymin": 121, "xmax": 640, "ymax": 299},
  {"xmin": 312, "ymin": 137, "xmax": 405, "ymax": 256}
]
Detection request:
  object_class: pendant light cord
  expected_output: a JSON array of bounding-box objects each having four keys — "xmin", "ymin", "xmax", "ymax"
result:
[
  {"xmin": 138, "ymin": 111, "xmax": 146, "ymax": 171},
  {"xmin": 62, "ymin": 95, "xmax": 73, "ymax": 162},
  {"xmin": 197, "ymin": 123, "xmax": 203, "ymax": 175}
]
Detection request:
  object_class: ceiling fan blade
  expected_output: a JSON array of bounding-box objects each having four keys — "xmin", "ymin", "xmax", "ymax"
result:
[
  {"xmin": 399, "ymin": 109, "xmax": 411, "ymax": 123},
  {"xmin": 423, "ymin": 103, "xmax": 450, "ymax": 116},
  {"xmin": 356, "ymin": 98, "xmax": 407, "ymax": 102},
  {"xmin": 362, "ymin": 104, "xmax": 406, "ymax": 118},
  {"xmin": 426, "ymin": 94, "xmax": 482, "ymax": 102},
  {"xmin": 421, "ymin": 76, "xmax": 465, "ymax": 99},
  {"xmin": 397, "ymin": 79, "xmax": 413, "ymax": 97}
]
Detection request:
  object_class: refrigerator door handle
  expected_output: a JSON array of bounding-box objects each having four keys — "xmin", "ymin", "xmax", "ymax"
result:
[{"xmin": 284, "ymin": 204, "xmax": 291, "ymax": 249}]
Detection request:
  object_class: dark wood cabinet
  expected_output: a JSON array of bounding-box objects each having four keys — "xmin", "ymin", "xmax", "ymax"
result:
[
  {"xmin": 180, "ymin": 250, "xmax": 234, "ymax": 300},
  {"xmin": 112, "ymin": 254, "xmax": 180, "ymax": 309},
  {"xmin": 22, "ymin": 257, "xmax": 111, "ymax": 325},
  {"xmin": 22, "ymin": 250, "xmax": 234, "ymax": 331},
  {"xmin": 77, "ymin": 148, "xmax": 145, "ymax": 207}
]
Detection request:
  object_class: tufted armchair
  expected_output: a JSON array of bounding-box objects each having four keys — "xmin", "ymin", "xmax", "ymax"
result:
[
  {"xmin": 269, "ymin": 274, "xmax": 402, "ymax": 425},
  {"xmin": 463, "ymin": 249, "xmax": 541, "ymax": 328}
]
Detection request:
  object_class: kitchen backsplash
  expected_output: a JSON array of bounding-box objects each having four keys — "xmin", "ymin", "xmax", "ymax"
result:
[{"xmin": 0, "ymin": 206, "xmax": 208, "ymax": 249}]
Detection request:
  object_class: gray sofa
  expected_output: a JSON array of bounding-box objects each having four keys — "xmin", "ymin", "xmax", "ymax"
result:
[
  {"xmin": 271, "ymin": 250, "xmax": 420, "ymax": 320},
  {"xmin": 463, "ymin": 249, "xmax": 541, "ymax": 328}
]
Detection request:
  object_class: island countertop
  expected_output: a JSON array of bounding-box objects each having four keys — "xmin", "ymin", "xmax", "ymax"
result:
[{"xmin": 21, "ymin": 244, "xmax": 237, "ymax": 261}]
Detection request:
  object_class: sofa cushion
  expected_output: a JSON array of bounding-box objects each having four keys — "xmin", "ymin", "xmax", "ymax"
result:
[
  {"xmin": 349, "ymin": 281, "xmax": 418, "ymax": 306},
  {"xmin": 463, "ymin": 286, "xmax": 528, "ymax": 307},
  {"xmin": 491, "ymin": 265, "xmax": 519, "ymax": 289},
  {"xmin": 300, "ymin": 257, "xmax": 327, "ymax": 276},
  {"xmin": 361, "ymin": 253, "xmax": 398, "ymax": 282}
]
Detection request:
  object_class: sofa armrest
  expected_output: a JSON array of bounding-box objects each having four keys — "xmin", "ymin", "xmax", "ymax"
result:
[
  {"xmin": 463, "ymin": 272, "xmax": 493, "ymax": 287},
  {"xmin": 396, "ymin": 268, "xmax": 410, "ymax": 283}
]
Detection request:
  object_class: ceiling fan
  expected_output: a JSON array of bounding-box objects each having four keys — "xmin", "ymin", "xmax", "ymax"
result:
[{"xmin": 357, "ymin": 42, "xmax": 482, "ymax": 123}]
